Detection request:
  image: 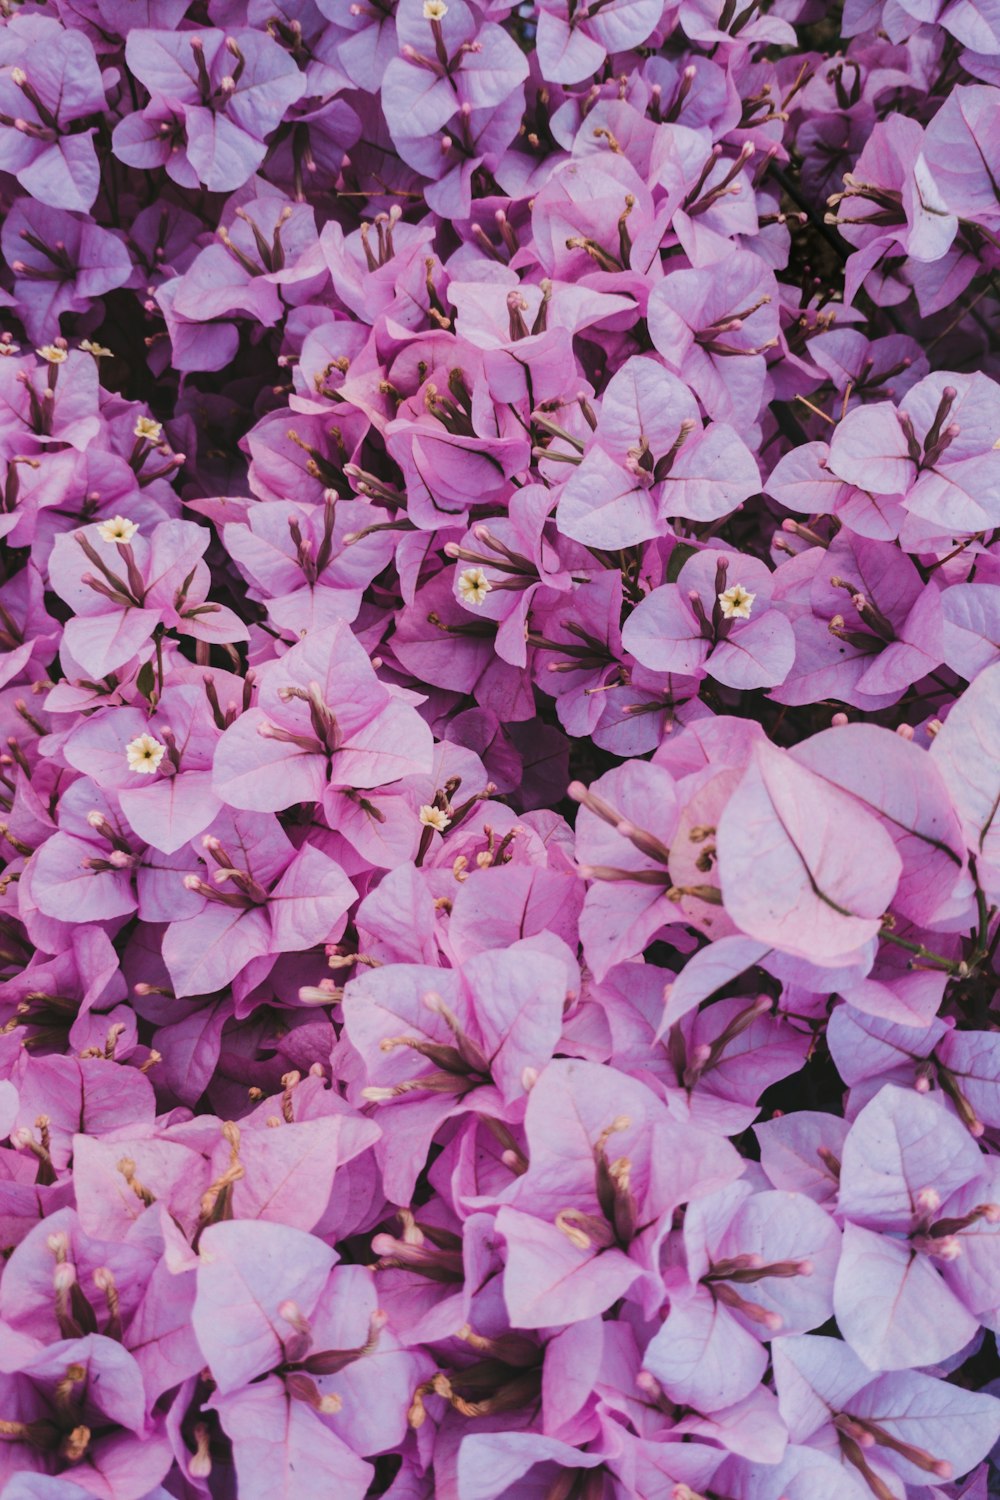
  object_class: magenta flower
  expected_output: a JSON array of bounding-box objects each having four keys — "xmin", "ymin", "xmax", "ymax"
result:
[
  {"xmin": 828, "ymin": 371, "xmax": 1000, "ymax": 536},
  {"xmin": 642, "ymin": 1182, "xmax": 840, "ymax": 1410},
  {"xmin": 160, "ymin": 810, "xmax": 356, "ymax": 997},
  {"xmin": 2, "ymin": 0, "xmax": 1000, "ymax": 1489},
  {"xmin": 342, "ymin": 940, "xmax": 570, "ymax": 1201},
  {"xmin": 60, "ymin": 685, "xmax": 224, "ymax": 855},
  {"xmin": 0, "ymin": 16, "xmax": 106, "ymax": 212},
  {"xmin": 624, "ymin": 547, "xmax": 795, "ymax": 690},
  {"xmin": 1, "ymin": 205, "xmax": 131, "ymax": 344},
  {"xmin": 648, "ymin": 250, "xmax": 780, "ymax": 428},
  {"xmin": 773, "ymin": 1333, "xmax": 1000, "ymax": 1492},
  {"xmin": 492, "ymin": 1058, "xmax": 740, "ymax": 1327},
  {"xmin": 224, "ymin": 495, "xmax": 395, "ymax": 637},
  {"xmin": 717, "ymin": 739, "xmax": 903, "ymax": 966},
  {"xmin": 834, "ymin": 1085, "xmax": 1000, "ymax": 1370},
  {"xmin": 113, "ymin": 28, "xmax": 305, "ymax": 192},
  {"xmin": 48, "ymin": 518, "xmax": 247, "ymax": 680},
  {"xmin": 212, "ymin": 620, "xmax": 434, "ymax": 815},
  {"xmin": 557, "ymin": 359, "xmax": 761, "ymax": 546}
]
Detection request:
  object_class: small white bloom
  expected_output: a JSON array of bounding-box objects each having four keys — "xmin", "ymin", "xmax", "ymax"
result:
[
  {"xmin": 36, "ymin": 344, "xmax": 67, "ymax": 364},
  {"xmin": 80, "ymin": 339, "xmax": 113, "ymax": 359},
  {"xmin": 97, "ymin": 515, "xmax": 139, "ymax": 544},
  {"xmin": 126, "ymin": 733, "xmax": 166, "ymax": 775},
  {"xmin": 457, "ymin": 566, "xmax": 492, "ymax": 606},
  {"xmin": 717, "ymin": 583, "xmax": 756, "ymax": 620},
  {"xmin": 423, "ymin": 0, "xmax": 448, "ymax": 17},
  {"xmin": 419, "ymin": 804, "xmax": 450, "ymax": 832},
  {"xmin": 134, "ymin": 416, "xmax": 162, "ymax": 442}
]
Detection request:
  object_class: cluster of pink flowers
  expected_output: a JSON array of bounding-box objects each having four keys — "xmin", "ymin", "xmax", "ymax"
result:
[{"xmin": 1, "ymin": 0, "xmax": 1000, "ymax": 1496}]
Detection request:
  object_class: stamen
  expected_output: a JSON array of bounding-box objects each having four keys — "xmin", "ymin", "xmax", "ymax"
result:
[
  {"xmin": 554, "ymin": 1207, "xmax": 615, "ymax": 1251},
  {"xmin": 117, "ymin": 1158, "xmax": 156, "ymax": 1206},
  {"xmin": 284, "ymin": 1372, "xmax": 342, "ymax": 1414},
  {"xmin": 189, "ymin": 1422, "xmax": 213, "ymax": 1479}
]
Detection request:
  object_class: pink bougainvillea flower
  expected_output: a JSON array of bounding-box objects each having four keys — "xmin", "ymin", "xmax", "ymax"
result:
[
  {"xmin": 113, "ymin": 28, "xmax": 305, "ymax": 193},
  {"xmin": 212, "ymin": 620, "xmax": 434, "ymax": 816}
]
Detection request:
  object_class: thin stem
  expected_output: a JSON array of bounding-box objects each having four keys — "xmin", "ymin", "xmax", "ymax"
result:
[{"xmin": 878, "ymin": 928, "xmax": 964, "ymax": 974}]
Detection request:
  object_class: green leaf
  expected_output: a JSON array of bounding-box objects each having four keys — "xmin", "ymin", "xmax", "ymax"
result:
[
  {"xmin": 666, "ymin": 543, "xmax": 698, "ymax": 583},
  {"xmin": 136, "ymin": 661, "xmax": 156, "ymax": 702}
]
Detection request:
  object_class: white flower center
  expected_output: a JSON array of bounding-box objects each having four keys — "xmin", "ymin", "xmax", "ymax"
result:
[
  {"xmin": 419, "ymin": 804, "xmax": 450, "ymax": 832},
  {"xmin": 126, "ymin": 734, "xmax": 166, "ymax": 775},
  {"xmin": 717, "ymin": 583, "xmax": 755, "ymax": 620},
  {"xmin": 97, "ymin": 516, "xmax": 139, "ymax": 545},
  {"xmin": 457, "ymin": 567, "xmax": 492, "ymax": 606}
]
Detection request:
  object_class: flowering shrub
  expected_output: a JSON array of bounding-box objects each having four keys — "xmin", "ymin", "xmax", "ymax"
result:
[{"xmin": 1, "ymin": 0, "xmax": 1000, "ymax": 1496}]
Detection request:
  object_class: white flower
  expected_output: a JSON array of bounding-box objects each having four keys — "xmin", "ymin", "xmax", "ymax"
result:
[
  {"xmin": 419, "ymin": 804, "xmax": 450, "ymax": 832},
  {"xmin": 717, "ymin": 583, "xmax": 756, "ymax": 620},
  {"xmin": 80, "ymin": 340, "xmax": 112, "ymax": 359},
  {"xmin": 36, "ymin": 344, "xmax": 67, "ymax": 364},
  {"xmin": 134, "ymin": 416, "xmax": 162, "ymax": 442},
  {"xmin": 126, "ymin": 733, "xmax": 166, "ymax": 775},
  {"xmin": 457, "ymin": 567, "xmax": 492, "ymax": 606},
  {"xmin": 423, "ymin": 0, "xmax": 448, "ymax": 17},
  {"xmin": 97, "ymin": 516, "xmax": 139, "ymax": 544}
]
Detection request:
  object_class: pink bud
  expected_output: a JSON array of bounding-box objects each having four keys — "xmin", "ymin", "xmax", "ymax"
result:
[{"xmin": 53, "ymin": 1261, "xmax": 77, "ymax": 1292}]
